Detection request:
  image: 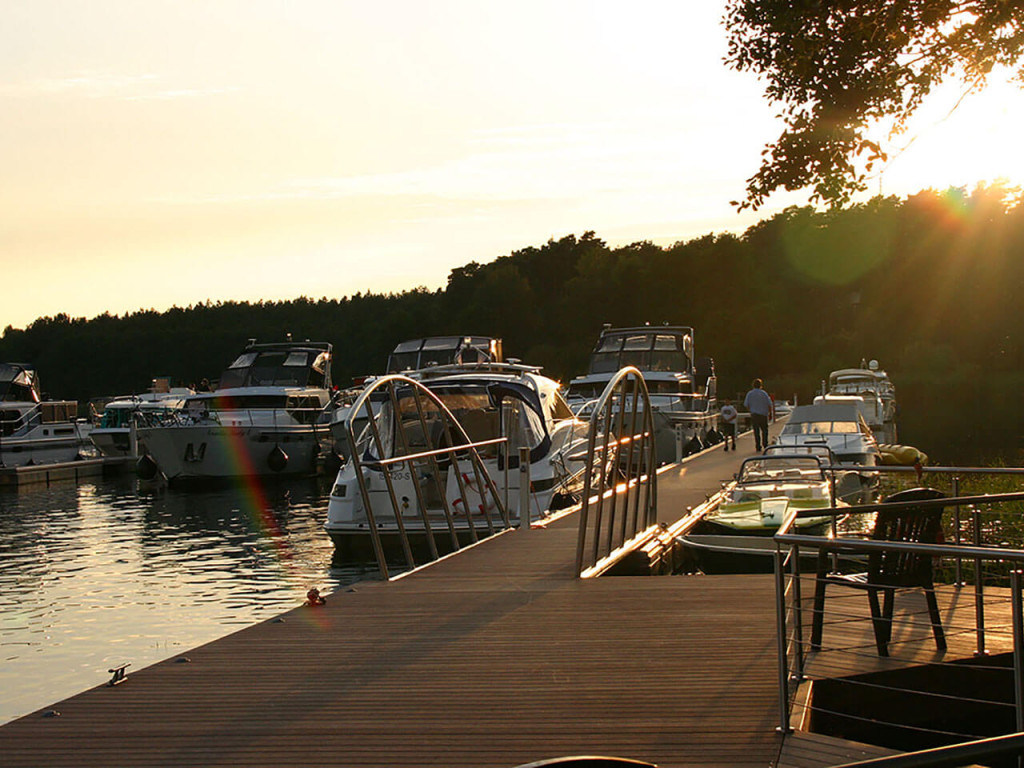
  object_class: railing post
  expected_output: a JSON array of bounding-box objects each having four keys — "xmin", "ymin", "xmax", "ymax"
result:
[
  {"xmin": 519, "ymin": 447, "xmax": 530, "ymax": 532},
  {"xmin": 774, "ymin": 543, "xmax": 792, "ymax": 734},
  {"xmin": 974, "ymin": 504, "xmax": 987, "ymax": 656},
  {"xmin": 952, "ymin": 475, "xmax": 963, "ymax": 585},
  {"xmin": 1011, "ymin": 571, "xmax": 1024, "ymax": 746}
]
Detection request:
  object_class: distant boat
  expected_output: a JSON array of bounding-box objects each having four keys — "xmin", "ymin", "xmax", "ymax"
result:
[
  {"xmin": 825, "ymin": 359, "xmax": 897, "ymax": 443},
  {"xmin": 135, "ymin": 339, "xmax": 336, "ymax": 483},
  {"xmin": 565, "ymin": 325, "xmax": 718, "ymax": 463},
  {"xmin": 0, "ymin": 362, "xmax": 92, "ymax": 467},
  {"xmin": 89, "ymin": 382, "xmax": 193, "ymax": 458}
]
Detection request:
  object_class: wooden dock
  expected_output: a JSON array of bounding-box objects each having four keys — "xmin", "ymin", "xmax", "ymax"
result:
[
  {"xmin": 0, "ymin": 456, "xmax": 130, "ymax": 487},
  {"xmin": 0, "ymin": 424, "xmax": 982, "ymax": 768}
]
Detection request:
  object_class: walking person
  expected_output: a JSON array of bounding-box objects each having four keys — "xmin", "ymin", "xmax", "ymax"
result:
[
  {"xmin": 719, "ymin": 401, "xmax": 738, "ymax": 451},
  {"xmin": 743, "ymin": 378, "xmax": 774, "ymax": 452}
]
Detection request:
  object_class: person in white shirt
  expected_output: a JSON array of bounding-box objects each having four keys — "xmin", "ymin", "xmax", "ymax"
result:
[{"xmin": 719, "ymin": 402, "xmax": 738, "ymax": 451}]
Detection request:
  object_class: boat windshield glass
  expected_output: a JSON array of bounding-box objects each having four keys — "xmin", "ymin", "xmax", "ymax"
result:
[
  {"xmin": 782, "ymin": 420, "xmax": 860, "ymax": 435},
  {"xmin": 589, "ymin": 333, "xmax": 691, "ymax": 374},
  {"xmin": 739, "ymin": 456, "xmax": 824, "ymax": 483},
  {"xmin": 219, "ymin": 350, "xmax": 323, "ymax": 389},
  {"xmin": 361, "ymin": 382, "xmax": 546, "ymax": 461}
]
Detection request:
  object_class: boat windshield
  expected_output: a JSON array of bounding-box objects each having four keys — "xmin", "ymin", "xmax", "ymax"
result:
[
  {"xmin": 360, "ymin": 381, "xmax": 547, "ymax": 462},
  {"xmin": 739, "ymin": 456, "xmax": 825, "ymax": 483},
  {"xmin": 589, "ymin": 332, "xmax": 691, "ymax": 374},
  {"xmin": 782, "ymin": 420, "xmax": 861, "ymax": 435},
  {"xmin": 219, "ymin": 349, "xmax": 329, "ymax": 389}
]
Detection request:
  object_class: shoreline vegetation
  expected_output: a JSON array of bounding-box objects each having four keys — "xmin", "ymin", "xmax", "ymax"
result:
[{"xmin": 2, "ymin": 185, "xmax": 1022, "ymax": 465}]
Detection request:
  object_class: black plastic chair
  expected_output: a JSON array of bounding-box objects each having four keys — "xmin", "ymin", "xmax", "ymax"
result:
[{"xmin": 810, "ymin": 486, "xmax": 948, "ymax": 657}]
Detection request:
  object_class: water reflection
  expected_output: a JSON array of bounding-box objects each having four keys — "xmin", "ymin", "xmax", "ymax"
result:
[{"xmin": 0, "ymin": 474, "xmax": 374, "ymax": 725}]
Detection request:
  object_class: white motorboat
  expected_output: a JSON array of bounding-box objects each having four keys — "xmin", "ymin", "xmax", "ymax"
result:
[
  {"xmin": 826, "ymin": 360, "xmax": 897, "ymax": 443},
  {"xmin": 565, "ymin": 325, "xmax": 718, "ymax": 464},
  {"xmin": 680, "ymin": 452, "xmax": 846, "ymax": 573},
  {"xmin": 0, "ymin": 363, "xmax": 92, "ymax": 467},
  {"xmin": 135, "ymin": 340, "xmax": 336, "ymax": 483},
  {"xmin": 89, "ymin": 381, "xmax": 193, "ymax": 458},
  {"xmin": 773, "ymin": 400, "xmax": 881, "ymax": 503},
  {"xmin": 324, "ymin": 360, "xmax": 590, "ymax": 561}
]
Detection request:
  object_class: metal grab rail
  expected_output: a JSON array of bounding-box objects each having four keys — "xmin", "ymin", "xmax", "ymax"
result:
[
  {"xmin": 830, "ymin": 731, "xmax": 1024, "ymax": 768},
  {"xmin": 771, "ymin": 488, "xmax": 1024, "ymax": 740},
  {"xmin": 575, "ymin": 367, "xmax": 658, "ymax": 578},
  {"xmin": 344, "ymin": 374, "xmax": 511, "ymax": 580},
  {"xmin": 0, "ymin": 400, "xmax": 78, "ymax": 436}
]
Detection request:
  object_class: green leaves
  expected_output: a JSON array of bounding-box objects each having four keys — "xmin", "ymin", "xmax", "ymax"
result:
[{"xmin": 725, "ymin": 0, "xmax": 1024, "ymax": 209}]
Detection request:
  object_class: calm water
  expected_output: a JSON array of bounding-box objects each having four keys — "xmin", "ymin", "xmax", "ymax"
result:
[{"xmin": 0, "ymin": 473, "xmax": 375, "ymax": 725}]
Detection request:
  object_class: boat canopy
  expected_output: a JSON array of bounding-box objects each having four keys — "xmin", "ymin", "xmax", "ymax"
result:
[{"xmin": 0, "ymin": 363, "xmax": 41, "ymax": 403}]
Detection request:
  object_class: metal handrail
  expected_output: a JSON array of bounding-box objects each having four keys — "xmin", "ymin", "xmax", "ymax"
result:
[
  {"xmin": 344, "ymin": 374, "xmax": 511, "ymax": 580},
  {"xmin": 830, "ymin": 731, "xmax": 1024, "ymax": 768},
  {"xmin": 575, "ymin": 366, "xmax": 658, "ymax": 578},
  {"xmin": 771, "ymin": 488, "xmax": 1024, "ymax": 739}
]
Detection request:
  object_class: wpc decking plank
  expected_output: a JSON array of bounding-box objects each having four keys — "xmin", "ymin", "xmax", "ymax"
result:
[{"xmin": 4, "ymin": 423, "xmax": 969, "ymax": 768}]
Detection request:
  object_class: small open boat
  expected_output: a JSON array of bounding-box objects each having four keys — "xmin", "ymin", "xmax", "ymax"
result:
[{"xmin": 679, "ymin": 453, "xmax": 846, "ymax": 573}]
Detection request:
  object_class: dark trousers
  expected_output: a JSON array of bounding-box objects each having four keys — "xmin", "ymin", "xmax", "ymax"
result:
[
  {"xmin": 751, "ymin": 413, "xmax": 769, "ymax": 451},
  {"xmin": 722, "ymin": 422, "xmax": 736, "ymax": 448}
]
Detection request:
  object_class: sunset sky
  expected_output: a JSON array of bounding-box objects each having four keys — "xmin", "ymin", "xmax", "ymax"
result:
[{"xmin": 3, "ymin": 1, "xmax": 1021, "ymax": 331}]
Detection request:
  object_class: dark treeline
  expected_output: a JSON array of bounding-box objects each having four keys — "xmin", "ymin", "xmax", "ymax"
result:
[{"xmin": 3, "ymin": 185, "xmax": 1022, "ymax": 462}]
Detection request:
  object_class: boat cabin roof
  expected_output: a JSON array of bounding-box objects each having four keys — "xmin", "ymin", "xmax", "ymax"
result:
[
  {"xmin": 218, "ymin": 341, "xmax": 332, "ymax": 390},
  {"xmin": 0, "ymin": 363, "xmax": 41, "ymax": 403}
]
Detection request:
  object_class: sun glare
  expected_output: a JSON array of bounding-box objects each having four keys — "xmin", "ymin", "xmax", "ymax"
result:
[{"xmin": 874, "ymin": 76, "xmax": 1024, "ymax": 196}]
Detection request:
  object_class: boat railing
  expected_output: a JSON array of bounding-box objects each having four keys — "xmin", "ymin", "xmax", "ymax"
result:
[
  {"xmin": 0, "ymin": 400, "xmax": 78, "ymax": 437},
  {"xmin": 770, "ymin": 468, "xmax": 1024, "ymax": 752},
  {"xmin": 575, "ymin": 366, "xmax": 659, "ymax": 578},
  {"xmin": 343, "ymin": 374, "xmax": 512, "ymax": 580}
]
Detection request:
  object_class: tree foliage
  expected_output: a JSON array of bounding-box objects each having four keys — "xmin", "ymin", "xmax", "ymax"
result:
[{"xmin": 724, "ymin": 0, "xmax": 1024, "ymax": 209}]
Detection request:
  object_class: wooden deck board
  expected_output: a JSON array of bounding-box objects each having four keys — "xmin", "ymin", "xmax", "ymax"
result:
[{"xmin": 3, "ymin": 420, "xmax": 996, "ymax": 768}]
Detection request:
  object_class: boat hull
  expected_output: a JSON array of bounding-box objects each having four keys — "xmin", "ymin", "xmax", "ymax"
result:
[{"xmin": 137, "ymin": 423, "xmax": 327, "ymax": 482}]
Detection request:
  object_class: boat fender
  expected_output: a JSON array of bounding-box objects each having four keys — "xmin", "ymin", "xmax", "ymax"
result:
[
  {"xmin": 686, "ymin": 436, "xmax": 703, "ymax": 456},
  {"xmin": 267, "ymin": 444, "xmax": 289, "ymax": 473},
  {"xmin": 305, "ymin": 588, "xmax": 326, "ymax": 606},
  {"xmin": 136, "ymin": 453, "xmax": 160, "ymax": 481}
]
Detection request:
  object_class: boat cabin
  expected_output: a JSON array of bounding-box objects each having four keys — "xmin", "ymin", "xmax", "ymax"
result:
[
  {"xmin": 218, "ymin": 341, "xmax": 332, "ymax": 390},
  {"xmin": 386, "ymin": 336, "xmax": 503, "ymax": 374}
]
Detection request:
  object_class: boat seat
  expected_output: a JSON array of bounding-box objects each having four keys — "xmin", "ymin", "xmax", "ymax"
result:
[{"xmin": 810, "ymin": 487, "xmax": 947, "ymax": 657}]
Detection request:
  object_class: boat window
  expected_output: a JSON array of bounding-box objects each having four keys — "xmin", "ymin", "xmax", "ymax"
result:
[
  {"xmin": 739, "ymin": 456, "xmax": 824, "ymax": 482},
  {"xmin": 595, "ymin": 336, "xmax": 624, "ymax": 353},
  {"xmin": 589, "ymin": 352, "xmax": 621, "ymax": 374},
  {"xmin": 227, "ymin": 353, "xmax": 258, "ymax": 370}
]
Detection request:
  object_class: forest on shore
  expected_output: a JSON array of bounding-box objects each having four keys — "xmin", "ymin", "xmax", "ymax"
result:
[{"xmin": 2, "ymin": 185, "xmax": 1022, "ymax": 463}]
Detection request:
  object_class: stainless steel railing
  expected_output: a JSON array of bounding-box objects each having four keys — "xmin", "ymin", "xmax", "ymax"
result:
[
  {"xmin": 575, "ymin": 366, "xmax": 658, "ymax": 578},
  {"xmin": 771, "ymin": 483, "xmax": 1024, "ymax": 742},
  {"xmin": 343, "ymin": 374, "xmax": 511, "ymax": 580}
]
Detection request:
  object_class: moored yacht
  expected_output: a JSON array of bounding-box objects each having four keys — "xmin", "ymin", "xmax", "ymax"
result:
[
  {"xmin": 324, "ymin": 356, "xmax": 590, "ymax": 561},
  {"xmin": 89, "ymin": 380, "xmax": 194, "ymax": 458},
  {"xmin": 135, "ymin": 339, "xmax": 336, "ymax": 483},
  {"xmin": 1, "ymin": 363, "xmax": 92, "ymax": 467},
  {"xmin": 566, "ymin": 325, "xmax": 718, "ymax": 463},
  {"xmin": 826, "ymin": 359, "xmax": 897, "ymax": 443}
]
